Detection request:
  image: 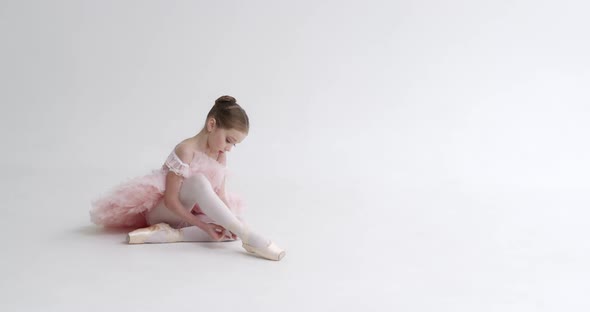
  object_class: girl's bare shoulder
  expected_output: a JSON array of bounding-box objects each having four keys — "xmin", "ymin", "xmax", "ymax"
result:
[{"xmin": 174, "ymin": 138, "xmax": 197, "ymax": 164}]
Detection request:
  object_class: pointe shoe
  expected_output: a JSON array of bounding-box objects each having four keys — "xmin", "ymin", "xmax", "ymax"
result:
[
  {"xmin": 242, "ymin": 241, "xmax": 286, "ymax": 261},
  {"xmin": 127, "ymin": 223, "xmax": 181, "ymax": 244}
]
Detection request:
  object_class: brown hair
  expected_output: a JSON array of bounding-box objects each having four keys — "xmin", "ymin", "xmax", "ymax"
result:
[{"xmin": 204, "ymin": 95, "xmax": 249, "ymax": 133}]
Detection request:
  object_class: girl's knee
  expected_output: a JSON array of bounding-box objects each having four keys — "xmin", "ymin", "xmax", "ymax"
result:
[
  {"xmin": 183, "ymin": 174, "xmax": 212, "ymax": 192},
  {"xmin": 180, "ymin": 174, "xmax": 214, "ymax": 204}
]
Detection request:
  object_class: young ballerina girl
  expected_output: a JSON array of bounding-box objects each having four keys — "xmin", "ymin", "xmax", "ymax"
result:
[{"xmin": 90, "ymin": 95, "xmax": 285, "ymax": 261}]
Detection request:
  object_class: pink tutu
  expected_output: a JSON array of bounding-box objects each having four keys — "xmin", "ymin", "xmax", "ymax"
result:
[{"xmin": 90, "ymin": 150, "xmax": 245, "ymax": 228}]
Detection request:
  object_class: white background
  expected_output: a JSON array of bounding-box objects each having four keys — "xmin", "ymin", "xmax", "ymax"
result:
[{"xmin": 1, "ymin": 0, "xmax": 589, "ymax": 311}]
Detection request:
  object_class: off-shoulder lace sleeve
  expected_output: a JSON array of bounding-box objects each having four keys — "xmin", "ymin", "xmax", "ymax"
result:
[{"xmin": 163, "ymin": 150, "xmax": 190, "ymax": 178}]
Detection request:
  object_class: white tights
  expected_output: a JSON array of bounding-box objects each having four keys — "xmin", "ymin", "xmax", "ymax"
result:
[{"xmin": 145, "ymin": 174, "xmax": 269, "ymax": 247}]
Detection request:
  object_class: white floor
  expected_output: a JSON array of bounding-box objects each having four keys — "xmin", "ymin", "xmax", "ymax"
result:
[{"xmin": 1, "ymin": 169, "xmax": 588, "ymax": 312}]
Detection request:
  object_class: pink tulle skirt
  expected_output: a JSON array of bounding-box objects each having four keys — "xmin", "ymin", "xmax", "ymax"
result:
[{"xmin": 90, "ymin": 168, "xmax": 244, "ymax": 228}]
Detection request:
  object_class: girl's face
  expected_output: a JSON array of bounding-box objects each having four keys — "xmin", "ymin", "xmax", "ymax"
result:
[{"xmin": 206, "ymin": 119, "xmax": 247, "ymax": 155}]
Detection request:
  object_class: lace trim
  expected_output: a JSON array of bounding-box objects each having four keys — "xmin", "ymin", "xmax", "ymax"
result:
[{"xmin": 163, "ymin": 150, "xmax": 190, "ymax": 178}]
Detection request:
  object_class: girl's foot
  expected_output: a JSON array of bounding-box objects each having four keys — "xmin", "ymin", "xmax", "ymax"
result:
[
  {"xmin": 242, "ymin": 241, "xmax": 286, "ymax": 261},
  {"xmin": 127, "ymin": 223, "xmax": 181, "ymax": 244}
]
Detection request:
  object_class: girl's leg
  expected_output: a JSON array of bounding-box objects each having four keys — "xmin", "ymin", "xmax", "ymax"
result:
[
  {"xmin": 180, "ymin": 174, "xmax": 270, "ymax": 249},
  {"xmin": 134, "ymin": 180, "xmax": 236, "ymax": 243},
  {"xmin": 181, "ymin": 174, "xmax": 285, "ymax": 260},
  {"xmin": 131, "ymin": 174, "xmax": 284, "ymax": 259},
  {"xmin": 128, "ymin": 220, "xmax": 236, "ymax": 243},
  {"xmin": 145, "ymin": 198, "xmax": 183, "ymax": 226}
]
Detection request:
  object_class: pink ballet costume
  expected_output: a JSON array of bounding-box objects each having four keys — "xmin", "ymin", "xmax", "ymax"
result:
[{"xmin": 90, "ymin": 148, "xmax": 245, "ymax": 229}]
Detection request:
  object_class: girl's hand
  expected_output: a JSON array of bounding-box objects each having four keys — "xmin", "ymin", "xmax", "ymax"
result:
[
  {"xmin": 226, "ymin": 231, "xmax": 238, "ymax": 240},
  {"xmin": 219, "ymin": 229, "xmax": 237, "ymax": 240},
  {"xmin": 202, "ymin": 223, "xmax": 227, "ymax": 241}
]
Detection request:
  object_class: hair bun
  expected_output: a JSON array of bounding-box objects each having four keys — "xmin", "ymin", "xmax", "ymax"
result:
[{"xmin": 215, "ymin": 95, "xmax": 237, "ymax": 106}]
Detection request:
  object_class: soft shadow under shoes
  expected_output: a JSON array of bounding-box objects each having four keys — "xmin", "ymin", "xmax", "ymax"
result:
[
  {"xmin": 242, "ymin": 241, "xmax": 286, "ymax": 261},
  {"xmin": 127, "ymin": 223, "xmax": 181, "ymax": 244}
]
